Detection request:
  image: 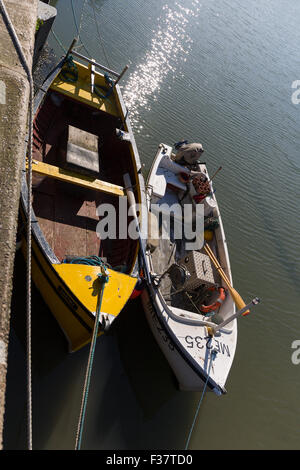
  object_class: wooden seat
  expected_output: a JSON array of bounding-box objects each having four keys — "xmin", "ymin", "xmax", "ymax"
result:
[{"xmin": 28, "ymin": 159, "xmax": 125, "ymax": 197}]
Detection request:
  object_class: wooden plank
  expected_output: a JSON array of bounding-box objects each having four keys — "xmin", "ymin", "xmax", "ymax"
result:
[{"xmin": 27, "ymin": 159, "xmax": 125, "ymax": 197}]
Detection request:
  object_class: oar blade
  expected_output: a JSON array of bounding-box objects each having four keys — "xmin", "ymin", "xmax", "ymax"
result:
[
  {"xmin": 204, "ymin": 243, "xmax": 250, "ymax": 315},
  {"xmin": 229, "ymin": 287, "xmax": 250, "ymax": 315}
]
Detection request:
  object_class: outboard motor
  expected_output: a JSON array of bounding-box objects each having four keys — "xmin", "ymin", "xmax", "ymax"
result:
[
  {"xmin": 167, "ymin": 263, "xmax": 191, "ymax": 289},
  {"xmin": 174, "ymin": 141, "xmax": 204, "ymax": 166},
  {"xmin": 155, "ymin": 262, "xmax": 191, "ymax": 290}
]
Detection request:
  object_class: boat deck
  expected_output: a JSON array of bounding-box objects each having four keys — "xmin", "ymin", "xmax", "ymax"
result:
[
  {"xmin": 151, "ymin": 227, "xmax": 222, "ymax": 315},
  {"xmin": 31, "ymin": 89, "xmax": 137, "ymax": 270},
  {"xmin": 32, "ymin": 178, "xmax": 102, "ymax": 261},
  {"xmin": 148, "ymin": 149, "xmax": 223, "ymax": 316}
]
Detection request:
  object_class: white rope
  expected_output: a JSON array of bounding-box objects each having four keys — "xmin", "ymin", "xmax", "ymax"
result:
[
  {"xmin": 70, "ymin": 0, "xmax": 92, "ymax": 57},
  {"xmin": 184, "ymin": 349, "xmax": 217, "ymax": 450},
  {"xmin": 91, "ymin": 0, "xmax": 111, "ymax": 68},
  {"xmin": 0, "ymin": 0, "xmax": 34, "ymax": 450}
]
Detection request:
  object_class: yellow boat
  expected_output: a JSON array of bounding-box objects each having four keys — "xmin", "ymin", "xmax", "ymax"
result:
[{"xmin": 20, "ymin": 42, "xmax": 146, "ymax": 352}]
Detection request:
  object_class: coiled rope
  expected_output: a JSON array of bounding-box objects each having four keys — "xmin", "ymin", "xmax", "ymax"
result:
[
  {"xmin": 74, "ymin": 267, "xmax": 109, "ymax": 450},
  {"xmin": 0, "ymin": 0, "xmax": 34, "ymax": 450},
  {"xmin": 60, "ymin": 55, "xmax": 78, "ymax": 83},
  {"xmin": 63, "ymin": 255, "xmax": 111, "ymax": 268},
  {"xmin": 184, "ymin": 349, "xmax": 217, "ymax": 450}
]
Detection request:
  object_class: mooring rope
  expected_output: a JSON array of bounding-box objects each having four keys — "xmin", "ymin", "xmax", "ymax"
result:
[
  {"xmin": 53, "ymin": 0, "xmax": 111, "ymax": 72},
  {"xmin": 50, "ymin": 28, "xmax": 67, "ymax": 54},
  {"xmin": 0, "ymin": 0, "xmax": 34, "ymax": 450},
  {"xmin": 184, "ymin": 349, "xmax": 217, "ymax": 450},
  {"xmin": 74, "ymin": 268, "xmax": 109, "ymax": 450},
  {"xmin": 70, "ymin": 0, "xmax": 92, "ymax": 57},
  {"xmin": 91, "ymin": 0, "xmax": 111, "ymax": 69}
]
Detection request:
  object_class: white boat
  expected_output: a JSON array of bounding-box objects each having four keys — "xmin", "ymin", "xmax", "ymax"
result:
[{"xmin": 141, "ymin": 143, "xmax": 256, "ymax": 395}]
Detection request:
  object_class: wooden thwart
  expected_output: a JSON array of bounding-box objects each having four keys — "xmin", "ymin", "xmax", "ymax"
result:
[{"xmin": 27, "ymin": 159, "xmax": 125, "ymax": 196}]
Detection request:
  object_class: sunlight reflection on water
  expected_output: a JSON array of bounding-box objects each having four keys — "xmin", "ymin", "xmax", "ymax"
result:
[{"xmin": 123, "ymin": 1, "xmax": 201, "ymax": 132}]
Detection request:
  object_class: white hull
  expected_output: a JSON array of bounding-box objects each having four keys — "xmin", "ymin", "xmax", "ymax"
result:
[{"xmin": 141, "ymin": 144, "xmax": 238, "ymax": 394}]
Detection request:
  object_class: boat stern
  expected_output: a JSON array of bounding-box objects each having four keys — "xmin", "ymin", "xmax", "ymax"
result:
[{"xmin": 50, "ymin": 263, "xmax": 137, "ymax": 351}]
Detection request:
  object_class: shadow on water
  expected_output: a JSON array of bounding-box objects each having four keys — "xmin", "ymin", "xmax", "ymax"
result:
[
  {"xmin": 3, "ymin": 251, "xmax": 68, "ymax": 449},
  {"xmin": 111, "ymin": 298, "xmax": 178, "ymax": 419},
  {"xmin": 3, "ymin": 250, "xmax": 178, "ymax": 449}
]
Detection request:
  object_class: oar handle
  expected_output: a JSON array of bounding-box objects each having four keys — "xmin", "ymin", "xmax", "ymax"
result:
[
  {"xmin": 114, "ymin": 65, "xmax": 129, "ymax": 86},
  {"xmin": 208, "ymin": 166, "xmax": 222, "ymax": 183},
  {"xmin": 123, "ymin": 173, "xmax": 151, "ymax": 284},
  {"xmin": 123, "ymin": 173, "xmax": 138, "ymax": 218},
  {"xmin": 204, "ymin": 244, "xmax": 231, "ymax": 286},
  {"xmin": 213, "ymin": 297, "xmax": 260, "ymax": 333},
  {"xmin": 66, "ymin": 37, "xmax": 77, "ymax": 59}
]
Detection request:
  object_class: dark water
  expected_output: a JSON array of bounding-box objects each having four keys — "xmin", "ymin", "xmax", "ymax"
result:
[{"xmin": 4, "ymin": 0, "xmax": 300, "ymax": 450}]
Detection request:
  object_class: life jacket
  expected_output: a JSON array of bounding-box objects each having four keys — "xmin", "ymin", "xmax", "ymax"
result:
[{"xmin": 200, "ymin": 286, "xmax": 227, "ymax": 314}]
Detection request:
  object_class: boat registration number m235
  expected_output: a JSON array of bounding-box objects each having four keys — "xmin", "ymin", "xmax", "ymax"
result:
[{"xmin": 184, "ymin": 335, "xmax": 231, "ymax": 357}]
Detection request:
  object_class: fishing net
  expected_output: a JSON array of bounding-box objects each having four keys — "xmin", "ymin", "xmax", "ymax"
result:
[{"xmin": 191, "ymin": 174, "xmax": 210, "ymax": 196}]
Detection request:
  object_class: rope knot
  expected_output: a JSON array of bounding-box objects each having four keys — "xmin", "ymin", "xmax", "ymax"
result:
[
  {"xmin": 97, "ymin": 266, "xmax": 109, "ymax": 284},
  {"xmin": 211, "ymin": 349, "xmax": 218, "ymax": 361}
]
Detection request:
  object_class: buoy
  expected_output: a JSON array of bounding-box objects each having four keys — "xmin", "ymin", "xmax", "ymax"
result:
[
  {"xmin": 204, "ymin": 230, "xmax": 214, "ymax": 241},
  {"xmin": 130, "ymin": 278, "xmax": 144, "ymax": 299}
]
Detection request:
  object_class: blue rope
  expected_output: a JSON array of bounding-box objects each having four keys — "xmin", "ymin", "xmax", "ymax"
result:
[
  {"xmin": 93, "ymin": 84, "xmax": 113, "ymax": 101},
  {"xmin": 60, "ymin": 55, "xmax": 78, "ymax": 83},
  {"xmin": 93, "ymin": 73, "xmax": 114, "ymax": 102},
  {"xmin": 184, "ymin": 349, "xmax": 217, "ymax": 450},
  {"xmin": 63, "ymin": 255, "xmax": 111, "ymax": 268}
]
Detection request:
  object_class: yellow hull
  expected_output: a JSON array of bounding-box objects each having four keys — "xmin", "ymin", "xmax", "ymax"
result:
[{"xmin": 20, "ymin": 230, "xmax": 137, "ymax": 352}]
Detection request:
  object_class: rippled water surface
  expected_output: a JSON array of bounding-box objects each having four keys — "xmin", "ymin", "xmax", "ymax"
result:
[{"xmin": 4, "ymin": 0, "xmax": 300, "ymax": 450}]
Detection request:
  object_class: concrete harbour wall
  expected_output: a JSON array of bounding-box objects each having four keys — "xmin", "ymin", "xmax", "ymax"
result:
[
  {"xmin": 0, "ymin": 0, "xmax": 38, "ymax": 449},
  {"xmin": 33, "ymin": 1, "xmax": 56, "ymax": 68}
]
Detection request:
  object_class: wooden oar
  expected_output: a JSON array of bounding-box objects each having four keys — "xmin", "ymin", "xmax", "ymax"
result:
[
  {"xmin": 204, "ymin": 243, "xmax": 250, "ymax": 315},
  {"xmin": 207, "ymin": 297, "xmax": 260, "ymax": 337},
  {"xmin": 208, "ymin": 166, "xmax": 222, "ymax": 183},
  {"xmin": 123, "ymin": 173, "xmax": 151, "ymax": 285},
  {"xmin": 204, "ymin": 243, "xmax": 231, "ymax": 286}
]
